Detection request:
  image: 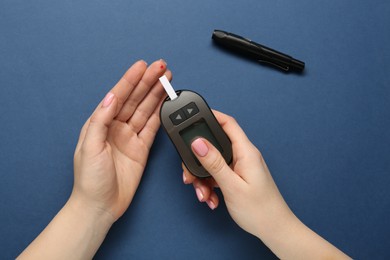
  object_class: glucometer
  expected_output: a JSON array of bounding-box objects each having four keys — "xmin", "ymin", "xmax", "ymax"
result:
[{"xmin": 159, "ymin": 75, "xmax": 232, "ymax": 178}]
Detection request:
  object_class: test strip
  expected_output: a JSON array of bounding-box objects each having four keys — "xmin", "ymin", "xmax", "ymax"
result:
[{"xmin": 159, "ymin": 75, "xmax": 178, "ymax": 100}]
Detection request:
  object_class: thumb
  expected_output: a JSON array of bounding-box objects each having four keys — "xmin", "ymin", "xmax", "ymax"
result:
[
  {"xmin": 83, "ymin": 92, "xmax": 118, "ymax": 154},
  {"xmin": 191, "ymin": 138, "xmax": 235, "ymax": 189}
]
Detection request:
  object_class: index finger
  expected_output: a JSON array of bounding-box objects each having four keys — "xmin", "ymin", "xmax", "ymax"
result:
[{"xmin": 212, "ymin": 110, "xmax": 252, "ymax": 146}]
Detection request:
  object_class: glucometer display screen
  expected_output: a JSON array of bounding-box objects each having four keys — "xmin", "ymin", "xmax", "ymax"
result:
[{"xmin": 180, "ymin": 120, "xmax": 223, "ymax": 165}]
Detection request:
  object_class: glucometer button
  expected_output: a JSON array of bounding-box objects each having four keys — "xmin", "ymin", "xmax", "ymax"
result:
[
  {"xmin": 183, "ymin": 102, "xmax": 199, "ymax": 119},
  {"xmin": 169, "ymin": 109, "xmax": 187, "ymax": 125}
]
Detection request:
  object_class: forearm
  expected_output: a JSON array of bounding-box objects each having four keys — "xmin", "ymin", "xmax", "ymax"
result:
[
  {"xmin": 18, "ymin": 197, "xmax": 113, "ymax": 260},
  {"xmin": 256, "ymin": 206, "xmax": 350, "ymax": 259}
]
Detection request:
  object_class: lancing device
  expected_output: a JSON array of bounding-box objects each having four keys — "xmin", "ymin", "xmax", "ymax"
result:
[
  {"xmin": 212, "ymin": 29, "xmax": 305, "ymax": 72},
  {"xmin": 159, "ymin": 75, "xmax": 232, "ymax": 178}
]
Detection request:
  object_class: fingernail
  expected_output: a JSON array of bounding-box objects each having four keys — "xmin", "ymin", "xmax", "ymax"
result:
[
  {"xmin": 160, "ymin": 59, "xmax": 167, "ymax": 66},
  {"xmin": 195, "ymin": 188, "xmax": 204, "ymax": 202},
  {"xmin": 102, "ymin": 92, "xmax": 114, "ymax": 107},
  {"xmin": 183, "ymin": 173, "xmax": 187, "ymax": 184},
  {"xmin": 140, "ymin": 60, "xmax": 147, "ymax": 66},
  {"xmin": 191, "ymin": 138, "xmax": 208, "ymax": 157},
  {"xmin": 206, "ymin": 199, "xmax": 216, "ymax": 210}
]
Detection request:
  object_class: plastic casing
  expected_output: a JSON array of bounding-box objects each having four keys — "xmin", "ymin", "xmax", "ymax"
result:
[{"xmin": 160, "ymin": 90, "xmax": 232, "ymax": 178}]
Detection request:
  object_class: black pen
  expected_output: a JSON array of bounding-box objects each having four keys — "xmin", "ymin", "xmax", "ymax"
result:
[{"xmin": 212, "ymin": 30, "xmax": 305, "ymax": 72}]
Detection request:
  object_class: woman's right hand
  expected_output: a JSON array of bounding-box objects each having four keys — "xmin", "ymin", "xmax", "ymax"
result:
[
  {"xmin": 182, "ymin": 110, "xmax": 350, "ymax": 259},
  {"xmin": 182, "ymin": 110, "xmax": 292, "ymax": 238}
]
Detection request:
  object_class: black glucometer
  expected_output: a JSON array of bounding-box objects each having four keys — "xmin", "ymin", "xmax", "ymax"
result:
[{"xmin": 159, "ymin": 76, "xmax": 232, "ymax": 178}]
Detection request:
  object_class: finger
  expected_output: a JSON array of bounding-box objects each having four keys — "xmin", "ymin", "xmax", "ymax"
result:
[
  {"xmin": 182, "ymin": 163, "xmax": 219, "ymax": 188},
  {"xmin": 82, "ymin": 92, "xmax": 118, "ymax": 154},
  {"xmin": 137, "ymin": 69, "xmax": 172, "ymax": 148},
  {"xmin": 212, "ymin": 110, "xmax": 262, "ymax": 179},
  {"xmin": 191, "ymin": 138, "xmax": 241, "ymax": 191},
  {"xmin": 206, "ymin": 192, "xmax": 219, "ymax": 210},
  {"xmin": 127, "ymin": 70, "xmax": 172, "ymax": 133},
  {"xmin": 212, "ymin": 110, "xmax": 252, "ymax": 148},
  {"xmin": 182, "ymin": 164, "xmax": 196, "ymax": 184},
  {"xmin": 192, "ymin": 178, "xmax": 219, "ymax": 210},
  {"xmin": 110, "ymin": 60, "xmax": 148, "ymax": 115},
  {"xmin": 193, "ymin": 178, "xmax": 211, "ymax": 203},
  {"xmin": 137, "ymin": 97, "xmax": 164, "ymax": 149},
  {"xmin": 115, "ymin": 59, "xmax": 167, "ymax": 122}
]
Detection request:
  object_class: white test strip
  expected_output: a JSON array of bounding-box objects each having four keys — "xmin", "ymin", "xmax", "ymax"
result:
[{"xmin": 159, "ymin": 75, "xmax": 178, "ymax": 100}]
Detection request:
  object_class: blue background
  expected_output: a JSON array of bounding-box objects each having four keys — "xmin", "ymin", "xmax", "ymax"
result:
[{"xmin": 1, "ymin": 1, "xmax": 390, "ymax": 259}]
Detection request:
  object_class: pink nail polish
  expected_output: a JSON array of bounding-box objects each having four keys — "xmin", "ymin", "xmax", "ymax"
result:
[
  {"xmin": 206, "ymin": 199, "xmax": 216, "ymax": 210},
  {"xmin": 195, "ymin": 188, "xmax": 204, "ymax": 202},
  {"xmin": 191, "ymin": 138, "xmax": 209, "ymax": 157},
  {"xmin": 183, "ymin": 173, "xmax": 187, "ymax": 184},
  {"xmin": 102, "ymin": 92, "xmax": 114, "ymax": 107}
]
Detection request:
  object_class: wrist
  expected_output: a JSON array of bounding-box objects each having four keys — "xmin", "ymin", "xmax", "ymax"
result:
[
  {"xmin": 65, "ymin": 195, "xmax": 115, "ymax": 234},
  {"xmin": 253, "ymin": 202, "xmax": 350, "ymax": 259},
  {"xmin": 18, "ymin": 194, "xmax": 115, "ymax": 259},
  {"xmin": 253, "ymin": 199, "xmax": 299, "ymax": 242}
]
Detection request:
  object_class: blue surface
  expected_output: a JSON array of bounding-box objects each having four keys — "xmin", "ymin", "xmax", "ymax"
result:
[{"xmin": 1, "ymin": 1, "xmax": 390, "ymax": 259}]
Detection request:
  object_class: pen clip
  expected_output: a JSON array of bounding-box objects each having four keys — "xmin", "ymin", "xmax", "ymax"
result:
[{"xmin": 258, "ymin": 58, "xmax": 289, "ymax": 72}]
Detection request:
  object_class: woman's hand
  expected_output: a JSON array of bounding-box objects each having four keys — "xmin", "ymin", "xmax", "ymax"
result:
[
  {"xmin": 182, "ymin": 110, "xmax": 289, "ymax": 237},
  {"xmin": 72, "ymin": 59, "xmax": 170, "ymax": 223},
  {"xmin": 18, "ymin": 60, "xmax": 171, "ymax": 260},
  {"xmin": 183, "ymin": 110, "xmax": 350, "ymax": 259}
]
